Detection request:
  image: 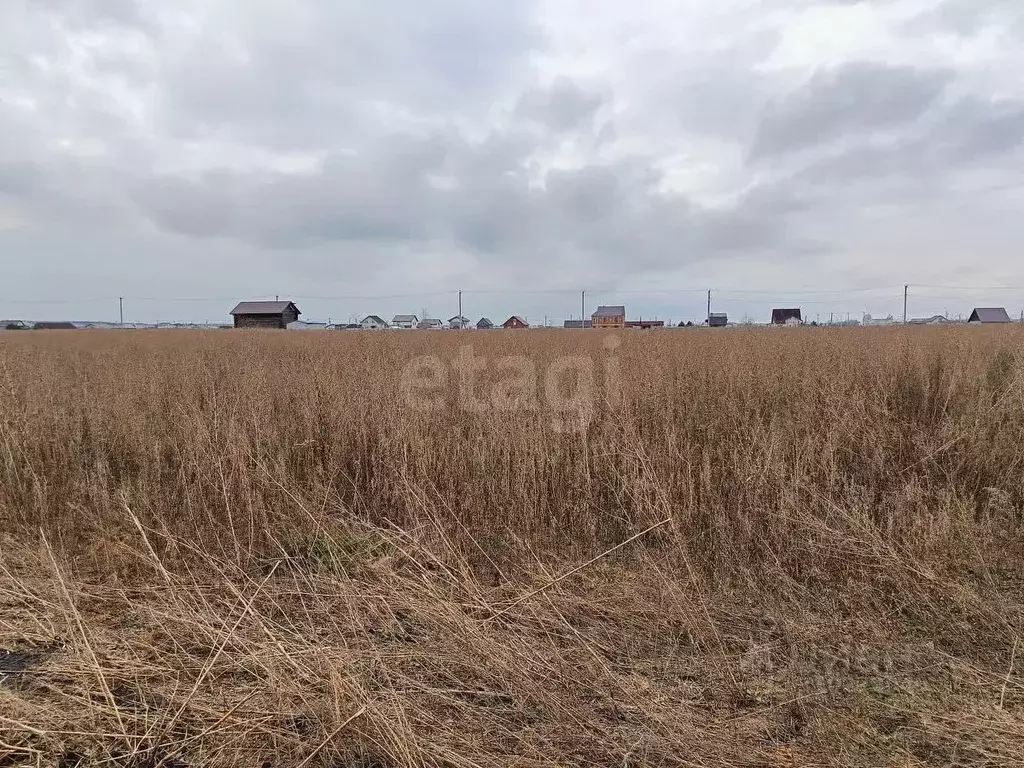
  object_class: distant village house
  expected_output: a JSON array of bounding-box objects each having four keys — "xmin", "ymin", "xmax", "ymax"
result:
[
  {"xmin": 592, "ymin": 306, "xmax": 625, "ymax": 329},
  {"xmin": 33, "ymin": 321, "xmax": 78, "ymax": 330},
  {"xmin": 771, "ymin": 308, "xmax": 802, "ymax": 326},
  {"xmin": 448, "ymin": 315, "xmax": 470, "ymax": 329},
  {"xmin": 286, "ymin": 320, "xmax": 329, "ymax": 331},
  {"xmin": 624, "ymin": 319, "xmax": 665, "ymax": 329},
  {"xmin": 476, "ymin": 317, "xmax": 494, "ymax": 330},
  {"xmin": 231, "ymin": 301, "xmax": 300, "ymax": 329},
  {"xmin": 502, "ymin": 316, "xmax": 529, "ymax": 329},
  {"xmin": 708, "ymin": 313, "xmax": 728, "ymax": 328},
  {"xmin": 968, "ymin": 307, "xmax": 1010, "ymax": 324},
  {"xmin": 360, "ymin": 315, "xmax": 389, "ymax": 329},
  {"xmin": 392, "ymin": 314, "xmax": 418, "ymax": 329}
]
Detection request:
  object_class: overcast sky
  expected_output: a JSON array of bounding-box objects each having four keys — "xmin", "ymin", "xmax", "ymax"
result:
[{"xmin": 3, "ymin": 0, "xmax": 1024, "ymax": 323}]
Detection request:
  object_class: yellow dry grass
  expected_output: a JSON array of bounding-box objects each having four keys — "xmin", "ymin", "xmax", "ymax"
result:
[{"xmin": 1, "ymin": 327, "xmax": 1023, "ymax": 767}]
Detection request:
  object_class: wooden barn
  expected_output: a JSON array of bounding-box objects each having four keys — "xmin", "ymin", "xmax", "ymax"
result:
[
  {"xmin": 230, "ymin": 301, "xmax": 301, "ymax": 329},
  {"xmin": 502, "ymin": 316, "xmax": 529, "ymax": 329},
  {"xmin": 771, "ymin": 308, "xmax": 802, "ymax": 326}
]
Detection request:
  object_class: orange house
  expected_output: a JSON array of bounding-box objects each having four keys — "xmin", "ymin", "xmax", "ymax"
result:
[{"xmin": 591, "ymin": 305, "xmax": 625, "ymax": 329}]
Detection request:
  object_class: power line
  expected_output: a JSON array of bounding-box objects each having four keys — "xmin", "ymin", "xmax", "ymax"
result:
[
  {"xmin": 6, "ymin": 283, "xmax": 1024, "ymax": 305},
  {"xmin": 913, "ymin": 285, "xmax": 1024, "ymax": 291}
]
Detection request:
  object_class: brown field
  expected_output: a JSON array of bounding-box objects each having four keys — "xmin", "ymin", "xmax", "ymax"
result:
[{"xmin": 1, "ymin": 327, "xmax": 1023, "ymax": 766}]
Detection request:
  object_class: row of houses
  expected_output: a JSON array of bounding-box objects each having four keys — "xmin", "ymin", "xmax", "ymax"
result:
[
  {"xmin": 231, "ymin": 301, "xmax": 581, "ymax": 330},
  {"xmin": 769, "ymin": 307, "xmax": 1016, "ymax": 326},
  {"xmin": 229, "ymin": 302, "xmax": 533, "ymax": 330},
  {"xmin": 231, "ymin": 301, "xmax": 679, "ymax": 331},
  {"xmin": 7, "ymin": 303, "xmax": 1018, "ymax": 332},
  {"xmin": 2, "ymin": 320, "xmax": 227, "ymax": 330}
]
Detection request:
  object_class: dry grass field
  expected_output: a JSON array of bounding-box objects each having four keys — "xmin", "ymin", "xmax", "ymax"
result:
[{"xmin": 1, "ymin": 327, "xmax": 1024, "ymax": 767}]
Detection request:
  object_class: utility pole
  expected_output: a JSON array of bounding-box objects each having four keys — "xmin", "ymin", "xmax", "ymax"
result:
[
  {"xmin": 458, "ymin": 290, "xmax": 462, "ymax": 324},
  {"xmin": 119, "ymin": 297, "xmax": 123, "ymax": 325},
  {"xmin": 581, "ymin": 290, "xmax": 585, "ymax": 326},
  {"xmin": 830, "ymin": 311, "xmax": 833, "ymax": 326},
  {"xmin": 707, "ymin": 289, "xmax": 711, "ymax": 325},
  {"xmin": 903, "ymin": 285, "xmax": 908, "ymax": 324}
]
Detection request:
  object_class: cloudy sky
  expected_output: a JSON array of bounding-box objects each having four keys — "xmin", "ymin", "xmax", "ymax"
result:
[{"xmin": 3, "ymin": 0, "xmax": 1024, "ymax": 324}]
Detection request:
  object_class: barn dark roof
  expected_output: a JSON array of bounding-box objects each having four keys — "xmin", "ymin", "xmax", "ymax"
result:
[
  {"xmin": 968, "ymin": 307, "xmax": 1011, "ymax": 323},
  {"xmin": 230, "ymin": 301, "xmax": 300, "ymax": 316},
  {"xmin": 592, "ymin": 305, "xmax": 626, "ymax": 318},
  {"xmin": 709, "ymin": 312, "xmax": 728, "ymax": 327},
  {"xmin": 771, "ymin": 308, "xmax": 802, "ymax": 324},
  {"xmin": 564, "ymin": 319, "xmax": 593, "ymax": 329},
  {"xmin": 33, "ymin": 321, "xmax": 77, "ymax": 330}
]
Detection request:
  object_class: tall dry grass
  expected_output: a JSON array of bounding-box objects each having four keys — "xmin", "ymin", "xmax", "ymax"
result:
[{"xmin": 1, "ymin": 327, "xmax": 1023, "ymax": 766}]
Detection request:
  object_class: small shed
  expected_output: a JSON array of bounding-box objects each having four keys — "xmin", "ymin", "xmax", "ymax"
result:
[
  {"xmin": 476, "ymin": 317, "xmax": 494, "ymax": 330},
  {"xmin": 771, "ymin": 308, "xmax": 802, "ymax": 326},
  {"xmin": 502, "ymin": 316, "xmax": 529, "ymax": 329},
  {"xmin": 624, "ymin": 319, "xmax": 665, "ymax": 329},
  {"xmin": 361, "ymin": 315, "xmax": 389, "ymax": 329},
  {"xmin": 563, "ymin": 319, "xmax": 592, "ymax": 329},
  {"xmin": 417, "ymin": 318, "xmax": 443, "ymax": 330},
  {"xmin": 708, "ymin": 313, "xmax": 728, "ymax": 328},
  {"xmin": 968, "ymin": 307, "xmax": 1010, "ymax": 324},
  {"xmin": 231, "ymin": 301, "xmax": 300, "ymax": 329}
]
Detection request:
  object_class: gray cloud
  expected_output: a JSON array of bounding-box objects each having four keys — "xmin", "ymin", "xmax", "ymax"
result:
[
  {"xmin": 752, "ymin": 62, "xmax": 952, "ymax": 159},
  {"xmin": 156, "ymin": 1, "xmax": 544, "ymax": 148},
  {"xmin": 132, "ymin": 129, "xmax": 793, "ymax": 274},
  {"xmin": 516, "ymin": 77, "xmax": 606, "ymax": 132},
  {"xmin": 909, "ymin": 0, "xmax": 1024, "ymax": 36},
  {"xmin": 780, "ymin": 93, "xmax": 1024, "ymax": 192}
]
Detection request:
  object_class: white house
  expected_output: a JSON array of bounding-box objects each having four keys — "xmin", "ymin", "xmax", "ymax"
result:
[
  {"xmin": 392, "ymin": 314, "xmax": 418, "ymax": 329},
  {"xmin": 417, "ymin": 318, "xmax": 443, "ymax": 330},
  {"xmin": 862, "ymin": 314, "xmax": 896, "ymax": 326},
  {"xmin": 360, "ymin": 315, "xmax": 389, "ymax": 330},
  {"xmin": 448, "ymin": 315, "xmax": 470, "ymax": 329},
  {"xmin": 286, "ymin": 320, "xmax": 329, "ymax": 331}
]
